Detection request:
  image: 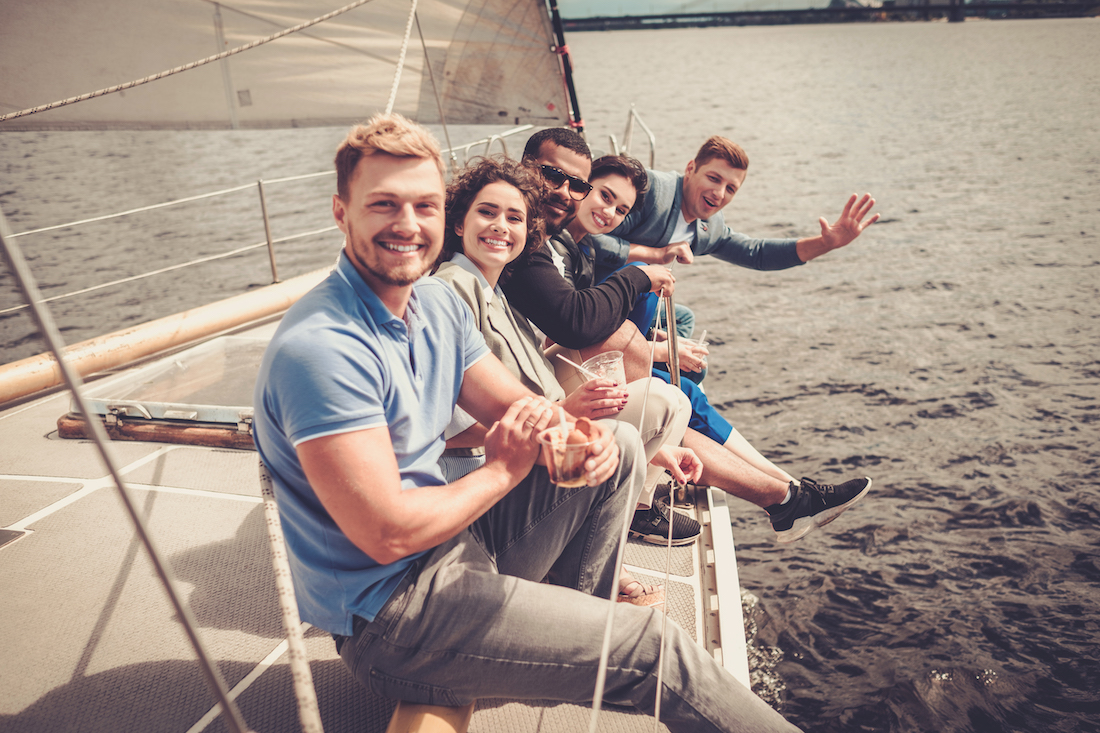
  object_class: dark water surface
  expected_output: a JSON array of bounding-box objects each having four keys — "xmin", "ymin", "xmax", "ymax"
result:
[
  {"xmin": 566, "ymin": 18, "xmax": 1099, "ymax": 733},
  {"xmin": 3, "ymin": 16, "xmax": 1099, "ymax": 733}
]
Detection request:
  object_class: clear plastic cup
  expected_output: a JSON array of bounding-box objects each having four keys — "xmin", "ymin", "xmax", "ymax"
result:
[
  {"xmin": 680, "ymin": 338, "xmax": 709, "ymax": 366},
  {"xmin": 581, "ymin": 350, "xmax": 626, "ymax": 387},
  {"xmin": 537, "ymin": 423, "xmax": 595, "ymax": 487}
]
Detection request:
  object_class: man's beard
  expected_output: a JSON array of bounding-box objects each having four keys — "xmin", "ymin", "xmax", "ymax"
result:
[
  {"xmin": 544, "ymin": 210, "xmax": 575, "ymax": 238},
  {"xmin": 363, "ymin": 257, "xmax": 429, "ymax": 286},
  {"xmin": 347, "ymin": 222, "xmax": 435, "ymax": 286},
  {"xmin": 542, "ymin": 191, "xmax": 575, "ymax": 237},
  {"xmin": 545, "ymin": 218, "xmax": 566, "ymax": 237}
]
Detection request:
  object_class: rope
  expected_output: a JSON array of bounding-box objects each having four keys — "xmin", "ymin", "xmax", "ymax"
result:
[
  {"xmin": 589, "ymin": 289, "xmax": 676, "ymax": 733},
  {"xmin": 259, "ymin": 461, "xmax": 325, "ymax": 733},
  {"xmin": 0, "ymin": 0, "xmax": 377, "ymax": 123},
  {"xmin": 384, "ymin": 0, "xmax": 419, "ymax": 114}
]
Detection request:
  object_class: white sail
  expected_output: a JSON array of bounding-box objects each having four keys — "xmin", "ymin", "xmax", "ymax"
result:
[{"xmin": 0, "ymin": 0, "xmax": 572, "ymax": 130}]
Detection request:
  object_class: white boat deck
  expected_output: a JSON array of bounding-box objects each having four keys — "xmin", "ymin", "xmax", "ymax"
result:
[{"xmin": 0, "ymin": 324, "xmax": 747, "ymax": 733}]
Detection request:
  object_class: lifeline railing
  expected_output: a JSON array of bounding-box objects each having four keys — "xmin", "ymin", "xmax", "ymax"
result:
[
  {"xmin": 608, "ymin": 104, "xmax": 657, "ymax": 168},
  {"xmin": 0, "ymin": 126, "xmax": 533, "ymax": 319}
]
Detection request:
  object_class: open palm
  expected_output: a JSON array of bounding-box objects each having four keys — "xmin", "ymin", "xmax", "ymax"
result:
[{"xmin": 819, "ymin": 193, "xmax": 880, "ymax": 251}]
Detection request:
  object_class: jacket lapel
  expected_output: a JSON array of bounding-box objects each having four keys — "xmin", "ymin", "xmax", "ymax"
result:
[
  {"xmin": 660, "ymin": 172, "xmax": 685, "ymax": 246},
  {"xmin": 485, "ymin": 296, "xmax": 545, "ymax": 389}
]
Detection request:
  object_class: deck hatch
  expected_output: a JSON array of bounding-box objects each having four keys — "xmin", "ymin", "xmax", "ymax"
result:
[{"xmin": 73, "ymin": 336, "xmax": 267, "ymax": 425}]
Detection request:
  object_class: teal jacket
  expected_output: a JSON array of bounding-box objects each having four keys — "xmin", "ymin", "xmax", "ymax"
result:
[{"xmin": 590, "ymin": 168, "xmax": 803, "ymax": 277}]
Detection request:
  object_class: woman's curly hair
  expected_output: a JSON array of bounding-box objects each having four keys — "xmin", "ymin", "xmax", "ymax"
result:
[{"xmin": 438, "ymin": 156, "xmax": 547, "ymax": 276}]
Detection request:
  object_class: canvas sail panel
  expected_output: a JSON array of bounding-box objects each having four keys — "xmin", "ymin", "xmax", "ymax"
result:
[
  {"xmin": 0, "ymin": 0, "xmax": 570, "ymax": 131},
  {"xmin": 416, "ymin": 0, "xmax": 568, "ymax": 126}
]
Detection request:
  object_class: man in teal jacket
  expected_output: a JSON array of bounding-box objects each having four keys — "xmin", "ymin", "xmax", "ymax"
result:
[{"xmin": 591, "ymin": 135, "xmax": 880, "ymax": 280}]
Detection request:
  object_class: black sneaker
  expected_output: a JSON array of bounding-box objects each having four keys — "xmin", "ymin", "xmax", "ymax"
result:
[
  {"xmin": 766, "ymin": 477, "xmax": 872, "ymax": 544},
  {"xmin": 651, "ymin": 481, "xmax": 693, "ymax": 508},
  {"xmin": 629, "ymin": 498, "xmax": 701, "ymax": 546}
]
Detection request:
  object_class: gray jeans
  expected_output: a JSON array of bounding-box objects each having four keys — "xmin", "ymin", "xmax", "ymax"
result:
[{"xmin": 337, "ymin": 423, "xmax": 799, "ymax": 733}]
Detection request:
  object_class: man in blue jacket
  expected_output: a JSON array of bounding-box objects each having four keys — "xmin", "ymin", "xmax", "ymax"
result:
[{"xmin": 591, "ymin": 135, "xmax": 879, "ymax": 280}]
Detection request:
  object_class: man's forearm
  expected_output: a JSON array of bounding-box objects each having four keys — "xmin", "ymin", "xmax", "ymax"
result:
[
  {"xmin": 795, "ymin": 235, "xmax": 829, "ymax": 263},
  {"xmin": 626, "ymin": 243, "xmax": 663, "ymax": 264},
  {"xmin": 458, "ymin": 357, "xmax": 538, "ymax": 428}
]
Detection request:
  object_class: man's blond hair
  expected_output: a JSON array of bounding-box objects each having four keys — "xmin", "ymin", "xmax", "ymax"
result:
[
  {"xmin": 335, "ymin": 113, "xmax": 444, "ymax": 200},
  {"xmin": 693, "ymin": 136, "xmax": 749, "ymax": 171}
]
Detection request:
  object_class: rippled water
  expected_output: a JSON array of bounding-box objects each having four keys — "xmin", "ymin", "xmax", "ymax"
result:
[
  {"xmin": 3, "ymin": 16, "xmax": 1099, "ymax": 733},
  {"xmin": 566, "ymin": 18, "xmax": 1099, "ymax": 733}
]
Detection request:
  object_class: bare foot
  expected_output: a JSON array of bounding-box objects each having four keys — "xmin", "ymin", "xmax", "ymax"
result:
[{"xmin": 617, "ymin": 576, "xmax": 665, "ymax": 607}]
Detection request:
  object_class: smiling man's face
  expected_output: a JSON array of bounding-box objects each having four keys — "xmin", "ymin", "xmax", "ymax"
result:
[
  {"xmin": 680, "ymin": 157, "xmax": 748, "ymax": 223},
  {"xmin": 533, "ymin": 141, "xmax": 592, "ymax": 235},
  {"xmin": 332, "ymin": 153, "xmax": 445, "ymax": 302}
]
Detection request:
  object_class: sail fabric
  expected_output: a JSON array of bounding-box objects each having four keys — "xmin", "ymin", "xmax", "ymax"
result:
[{"xmin": 0, "ymin": 0, "xmax": 570, "ymax": 130}]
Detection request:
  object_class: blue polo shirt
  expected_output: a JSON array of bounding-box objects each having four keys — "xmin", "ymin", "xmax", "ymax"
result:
[{"xmin": 253, "ymin": 252, "xmax": 490, "ymax": 635}]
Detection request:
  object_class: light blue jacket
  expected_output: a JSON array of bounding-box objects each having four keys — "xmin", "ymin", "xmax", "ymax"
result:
[{"xmin": 591, "ymin": 168, "xmax": 804, "ymax": 274}]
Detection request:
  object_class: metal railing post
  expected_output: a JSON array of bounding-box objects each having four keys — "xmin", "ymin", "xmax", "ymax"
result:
[
  {"xmin": 621, "ymin": 105, "xmax": 657, "ymax": 168},
  {"xmin": 256, "ymin": 179, "xmax": 280, "ymax": 283},
  {"xmin": 622, "ymin": 105, "xmax": 636, "ymax": 154},
  {"xmin": 635, "ymin": 112, "xmax": 657, "ymax": 169},
  {"xmin": 483, "ymin": 134, "xmax": 509, "ymax": 158}
]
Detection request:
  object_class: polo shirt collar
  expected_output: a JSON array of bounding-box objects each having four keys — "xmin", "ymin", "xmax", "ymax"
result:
[{"xmin": 334, "ymin": 250, "xmax": 413, "ymax": 329}]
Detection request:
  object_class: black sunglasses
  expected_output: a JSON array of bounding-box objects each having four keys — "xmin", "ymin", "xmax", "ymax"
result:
[{"xmin": 539, "ymin": 164, "xmax": 592, "ymax": 201}]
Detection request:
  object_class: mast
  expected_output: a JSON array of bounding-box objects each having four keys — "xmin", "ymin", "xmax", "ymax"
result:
[{"xmin": 547, "ymin": 0, "xmax": 585, "ymax": 133}]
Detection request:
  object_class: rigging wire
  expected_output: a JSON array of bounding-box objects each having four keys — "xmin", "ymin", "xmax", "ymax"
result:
[
  {"xmin": 0, "ymin": 0, "xmax": 377, "ymax": 124},
  {"xmin": 416, "ymin": 12, "xmax": 457, "ymax": 173},
  {"xmin": 589, "ymin": 286, "xmax": 678, "ymax": 732},
  {"xmin": 6, "ymin": 183, "xmax": 257, "ymax": 239}
]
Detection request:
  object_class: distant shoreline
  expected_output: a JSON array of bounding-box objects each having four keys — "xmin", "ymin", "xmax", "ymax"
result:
[{"xmin": 562, "ymin": 2, "xmax": 1099, "ymax": 31}]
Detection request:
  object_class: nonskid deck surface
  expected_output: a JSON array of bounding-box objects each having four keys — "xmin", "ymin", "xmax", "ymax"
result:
[{"xmin": 0, "ymin": 349, "xmax": 719, "ymax": 733}]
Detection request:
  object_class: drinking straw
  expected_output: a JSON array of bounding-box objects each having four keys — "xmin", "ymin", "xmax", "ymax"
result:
[
  {"xmin": 555, "ymin": 352, "xmax": 601, "ymax": 381},
  {"xmin": 698, "ymin": 329, "xmax": 707, "ymax": 345},
  {"xmin": 558, "ymin": 406, "xmax": 569, "ymax": 436}
]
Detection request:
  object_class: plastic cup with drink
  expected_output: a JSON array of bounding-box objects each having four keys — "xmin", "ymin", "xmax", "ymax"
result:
[
  {"xmin": 581, "ymin": 350, "xmax": 626, "ymax": 387},
  {"xmin": 537, "ymin": 417, "xmax": 598, "ymax": 487}
]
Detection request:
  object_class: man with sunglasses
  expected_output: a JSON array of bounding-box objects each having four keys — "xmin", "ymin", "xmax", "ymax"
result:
[
  {"xmin": 523, "ymin": 127, "xmax": 593, "ymax": 234},
  {"xmin": 508, "ymin": 128, "xmax": 676, "ymax": 349}
]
